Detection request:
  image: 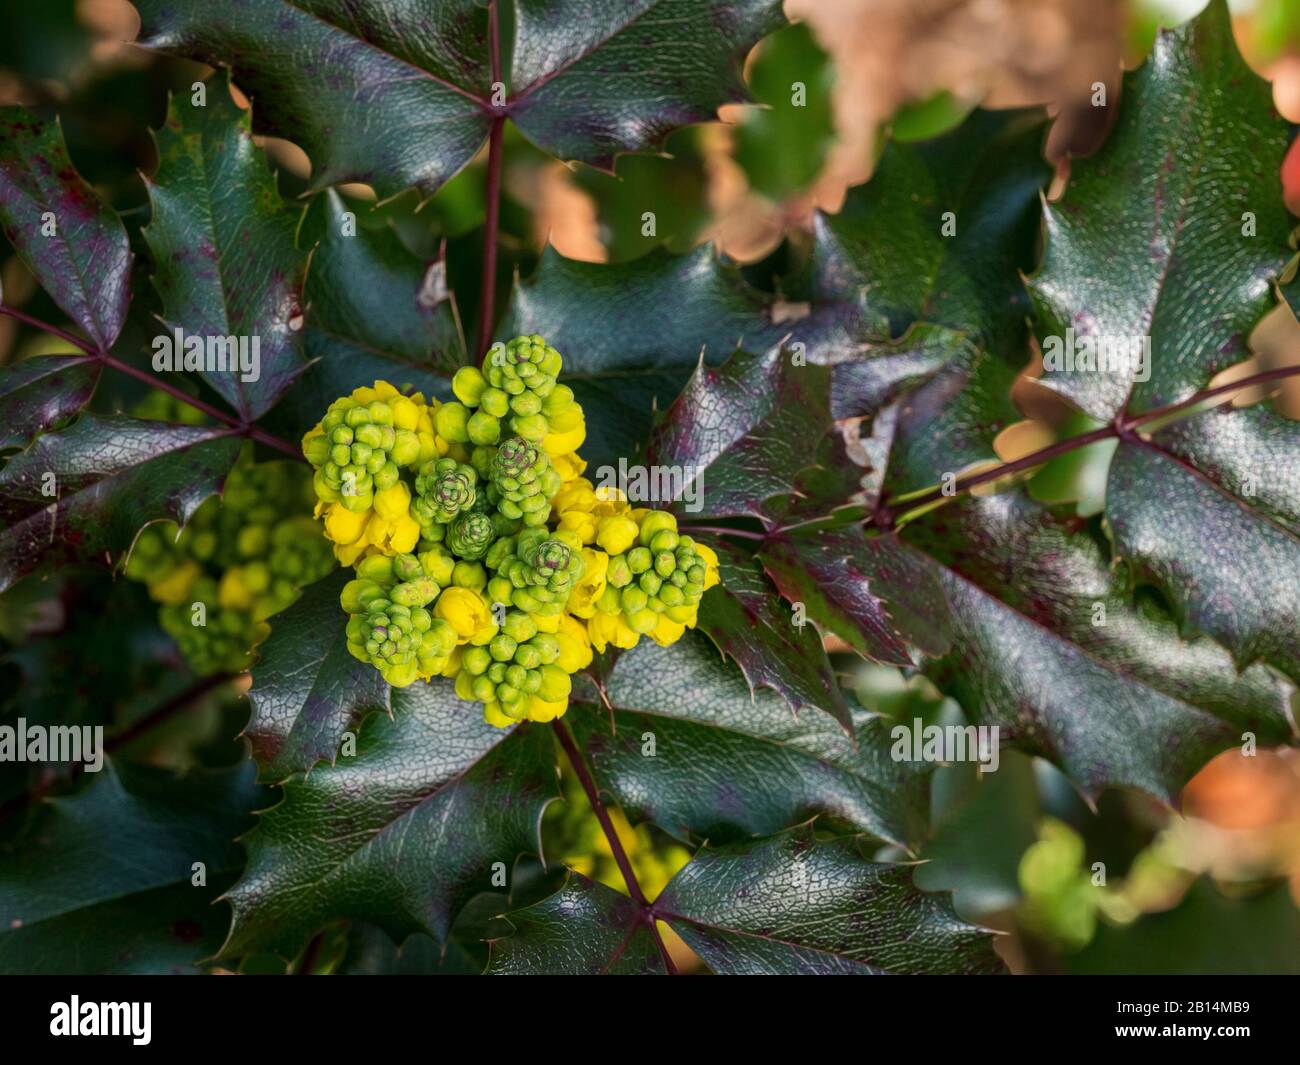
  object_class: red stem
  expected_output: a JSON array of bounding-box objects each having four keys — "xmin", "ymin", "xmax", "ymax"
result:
[
  {"xmin": 1, "ymin": 305, "xmax": 306, "ymax": 461},
  {"xmin": 877, "ymin": 363, "xmax": 1300, "ymax": 520},
  {"xmin": 476, "ymin": 0, "xmax": 505, "ymax": 363},
  {"xmin": 0, "ymin": 304, "xmax": 95, "ymax": 353},
  {"xmin": 552, "ymin": 719, "xmax": 680, "ymax": 975},
  {"xmin": 679, "ymin": 524, "xmax": 765, "ymax": 541}
]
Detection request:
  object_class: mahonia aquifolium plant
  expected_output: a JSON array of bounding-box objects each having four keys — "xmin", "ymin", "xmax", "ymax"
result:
[
  {"xmin": 301, "ymin": 335, "xmax": 721, "ymax": 727},
  {"xmin": 125, "ymin": 441, "xmax": 335, "ymax": 674}
]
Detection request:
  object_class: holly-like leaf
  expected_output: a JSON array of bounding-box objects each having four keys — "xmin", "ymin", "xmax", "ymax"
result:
[
  {"xmin": 243, "ymin": 569, "xmax": 389, "ymax": 782},
  {"xmin": 1016, "ymin": 0, "xmax": 1300, "ymax": 685},
  {"xmin": 694, "ymin": 538, "xmax": 849, "ymax": 726},
  {"xmin": 821, "ymin": 324, "xmax": 977, "ymax": 422},
  {"xmin": 1106, "ymin": 434, "xmax": 1300, "ymax": 678},
  {"xmin": 0, "ymin": 415, "xmax": 242, "ymax": 593},
  {"xmin": 567, "ymin": 632, "xmax": 931, "ymax": 849},
  {"xmin": 500, "ymin": 245, "xmax": 789, "ymax": 470},
  {"xmin": 222, "ymin": 681, "xmax": 557, "ymax": 959},
  {"xmin": 143, "ymin": 77, "xmax": 308, "ymax": 421},
  {"xmin": 486, "ymin": 873, "xmax": 664, "ymax": 975},
  {"xmin": 654, "ymin": 826, "xmax": 1004, "ymax": 974},
  {"xmin": 133, "ymin": 0, "xmax": 493, "ymax": 200},
  {"xmin": 879, "ymin": 348, "xmax": 1295, "ymax": 800},
  {"xmin": 0, "ymin": 108, "xmax": 131, "ymax": 350},
  {"xmin": 508, "ymin": 0, "xmax": 784, "ymax": 171},
  {"xmin": 0, "ymin": 759, "xmax": 263, "ymax": 975},
  {"xmin": 0, "ymin": 353, "xmax": 101, "ymax": 449},
  {"xmin": 1027, "ymin": 0, "xmax": 1290, "ymax": 422},
  {"xmin": 279, "ymin": 188, "xmax": 467, "ymax": 433},
  {"xmin": 760, "ymin": 525, "xmax": 953, "ymax": 666},
  {"xmin": 791, "ymin": 107, "xmax": 1049, "ymax": 364},
  {"xmin": 646, "ymin": 345, "xmax": 832, "ymax": 521},
  {"xmin": 133, "ymin": 0, "xmax": 784, "ymax": 200}
]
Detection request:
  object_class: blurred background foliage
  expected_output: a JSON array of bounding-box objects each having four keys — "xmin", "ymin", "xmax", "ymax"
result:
[{"xmin": 1, "ymin": 0, "xmax": 1299, "ymax": 974}]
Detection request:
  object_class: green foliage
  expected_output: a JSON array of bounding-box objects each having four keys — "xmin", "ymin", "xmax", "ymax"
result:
[{"xmin": 0, "ymin": 0, "xmax": 1296, "ymax": 976}]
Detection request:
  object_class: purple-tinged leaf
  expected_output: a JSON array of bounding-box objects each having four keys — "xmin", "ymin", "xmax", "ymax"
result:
[
  {"xmin": 0, "ymin": 108, "xmax": 131, "ymax": 349},
  {"xmin": 647, "ymin": 345, "xmax": 832, "ymax": 522},
  {"xmin": 0, "ymin": 414, "xmax": 241, "ymax": 593},
  {"xmin": 760, "ymin": 525, "xmax": 953, "ymax": 666},
  {"xmin": 509, "ymin": 0, "xmax": 785, "ymax": 171},
  {"xmin": 694, "ymin": 537, "xmax": 850, "ymax": 728},
  {"xmin": 142, "ymin": 77, "xmax": 308, "ymax": 421},
  {"xmin": 486, "ymin": 874, "xmax": 665, "ymax": 975},
  {"xmin": 0, "ymin": 353, "xmax": 101, "ymax": 449},
  {"xmin": 570, "ymin": 632, "xmax": 933, "ymax": 851},
  {"xmin": 244, "ymin": 569, "xmax": 391, "ymax": 782},
  {"xmin": 654, "ymin": 826, "xmax": 1005, "ymax": 974}
]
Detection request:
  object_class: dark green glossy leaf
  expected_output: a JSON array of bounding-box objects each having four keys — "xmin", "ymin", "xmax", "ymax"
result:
[
  {"xmin": 0, "ymin": 415, "xmax": 241, "ymax": 593},
  {"xmin": 694, "ymin": 537, "xmax": 849, "ymax": 726},
  {"xmin": 881, "ymin": 345, "xmax": 1293, "ymax": 800},
  {"xmin": 0, "ymin": 759, "xmax": 262, "ymax": 974},
  {"xmin": 1013, "ymin": 1, "xmax": 1300, "ymax": 687},
  {"xmin": 792, "ymin": 107, "xmax": 1049, "ymax": 363},
  {"xmin": 500, "ymin": 245, "xmax": 788, "ymax": 469},
  {"xmin": 243, "ymin": 569, "xmax": 389, "ymax": 782},
  {"xmin": 1027, "ymin": 0, "xmax": 1290, "ymax": 420},
  {"xmin": 134, "ymin": 0, "xmax": 784, "ymax": 200},
  {"xmin": 222, "ymin": 681, "xmax": 557, "ymax": 958},
  {"xmin": 646, "ymin": 345, "xmax": 832, "ymax": 521},
  {"xmin": 509, "ymin": 0, "xmax": 784, "ymax": 172},
  {"xmin": 654, "ymin": 826, "xmax": 1005, "ymax": 974},
  {"xmin": 822, "ymin": 324, "xmax": 977, "ymax": 422},
  {"xmin": 0, "ymin": 353, "xmax": 100, "ymax": 449},
  {"xmin": 569, "ymin": 631, "xmax": 931, "ymax": 849},
  {"xmin": 501, "ymin": 244, "xmax": 786, "ymax": 374},
  {"xmin": 486, "ymin": 873, "xmax": 664, "ymax": 975},
  {"xmin": 1106, "ymin": 436, "xmax": 1300, "ymax": 678},
  {"xmin": 903, "ymin": 489, "xmax": 1293, "ymax": 802},
  {"xmin": 0, "ymin": 108, "xmax": 131, "ymax": 349},
  {"xmin": 760, "ymin": 525, "xmax": 953, "ymax": 665},
  {"xmin": 281, "ymin": 188, "xmax": 468, "ymax": 433},
  {"xmin": 143, "ymin": 78, "xmax": 308, "ymax": 421},
  {"xmin": 134, "ymin": 0, "xmax": 493, "ymax": 200}
]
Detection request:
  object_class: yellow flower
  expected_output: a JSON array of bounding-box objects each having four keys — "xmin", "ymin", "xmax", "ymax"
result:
[
  {"xmin": 217, "ymin": 568, "xmax": 253, "ymax": 611},
  {"xmin": 551, "ymin": 450, "xmax": 587, "ymax": 483},
  {"xmin": 532, "ymin": 612, "xmax": 562, "ymax": 634},
  {"xmin": 362, "ymin": 510, "xmax": 421, "ymax": 555},
  {"xmin": 557, "ymin": 510, "xmax": 598, "ymax": 544},
  {"xmin": 373, "ymin": 482, "xmax": 410, "ymax": 522},
  {"xmin": 553, "ymin": 477, "xmax": 597, "ymax": 515},
  {"xmin": 554, "ymin": 614, "xmax": 593, "ymax": 672},
  {"xmin": 595, "ymin": 514, "xmax": 638, "ymax": 555},
  {"xmin": 526, "ymin": 695, "xmax": 568, "ymax": 722},
  {"xmin": 649, "ymin": 613, "xmax": 686, "ymax": 647},
  {"xmin": 542, "ymin": 415, "xmax": 585, "ymax": 457},
  {"xmin": 149, "ymin": 559, "xmax": 200, "ymax": 605},
  {"xmin": 566, "ymin": 548, "xmax": 609, "ymax": 618},
  {"xmin": 435, "ymin": 586, "xmax": 492, "ymax": 642},
  {"xmin": 323, "ymin": 503, "xmax": 368, "ymax": 545},
  {"xmin": 391, "ymin": 395, "xmax": 420, "ymax": 430},
  {"xmin": 440, "ymin": 647, "xmax": 464, "ymax": 678},
  {"xmin": 418, "ymin": 546, "xmax": 455, "ymax": 587},
  {"xmin": 694, "ymin": 540, "xmax": 720, "ymax": 591},
  {"xmin": 483, "ymin": 701, "xmax": 516, "ymax": 728},
  {"xmin": 588, "ymin": 610, "xmax": 640, "ymax": 653}
]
